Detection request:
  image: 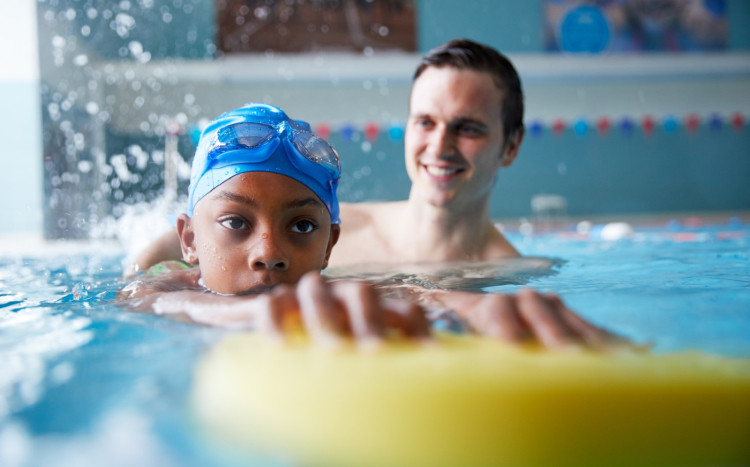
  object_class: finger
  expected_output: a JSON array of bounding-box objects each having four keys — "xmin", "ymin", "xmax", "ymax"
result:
[
  {"xmin": 329, "ymin": 281, "xmax": 384, "ymax": 347},
  {"xmin": 296, "ymin": 272, "xmax": 348, "ymax": 348},
  {"xmin": 542, "ymin": 293, "xmax": 609, "ymax": 349},
  {"xmin": 543, "ymin": 293, "xmax": 631, "ymax": 349},
  {"xmin": 256, "ymin": 285, "xmax": 301, "ymax": 342},
  {"xmin": 516, "ymin": 289, "xmax": 580, "ymax": 350},
  {"xmin": 254, "ymin": 294, "xmax": 278, "ymax": 335},
  {"xmin": 467, "ymin": 294, "xmax": 527, "ymax": 344},
  {"xmin": 380, "ymin": 298, "xmax": 432, "ymax": 339}
]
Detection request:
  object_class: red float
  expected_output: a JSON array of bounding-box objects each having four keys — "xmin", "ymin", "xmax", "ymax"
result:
[{"xmin": 315, "ymin": 123, "xmax": 331, "ymax": 141}]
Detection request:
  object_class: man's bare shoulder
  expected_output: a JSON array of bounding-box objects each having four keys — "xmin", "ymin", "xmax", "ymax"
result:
[
  {"xmin": 486, "ymin": 224, "xmax": 521, "ymax": 259},
  {"xmin": 339, "ymin": 201, "xmax": 406, "ymax": 232},
  {"xmin": 329, "ymin": 201, "xmax": 407, "ymax": 266}
]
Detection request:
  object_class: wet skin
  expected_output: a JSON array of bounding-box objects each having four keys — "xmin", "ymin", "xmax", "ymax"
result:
[
  {"xmin": 177, "ymin": 172, "xmax": 339, "ymax": 295},
  {"xmin": 404, "ymin": 66, "xmax": 521, "ymax": 211}
]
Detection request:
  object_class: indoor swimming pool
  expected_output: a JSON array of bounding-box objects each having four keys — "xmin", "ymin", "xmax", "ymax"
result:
[{"xmin": 1, "ymin": 214, "xmax": 749, "ymax": 466}]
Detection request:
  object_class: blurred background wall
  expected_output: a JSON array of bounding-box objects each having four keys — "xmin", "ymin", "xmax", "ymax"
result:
[
  {"xmin": 0, "ymin": 2, "xmax": 43, "ymax": 235},
  {"xmin": 1, "ymin": 0, "xmax": 748, "ymax": 238}
]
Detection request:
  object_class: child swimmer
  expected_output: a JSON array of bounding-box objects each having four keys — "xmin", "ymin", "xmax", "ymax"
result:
[{"xmin": 118, "ymin": 103, "xmax": 430, "ymax": 345}]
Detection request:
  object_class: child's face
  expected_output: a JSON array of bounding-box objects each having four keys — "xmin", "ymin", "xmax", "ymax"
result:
[{"xmin": 177, "ymin": 172, "xmax": 339, "ymax": 295}]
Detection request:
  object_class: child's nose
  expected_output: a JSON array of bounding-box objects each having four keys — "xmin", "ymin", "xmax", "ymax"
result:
[{"xmin": 249, "ymin": 233, "xmax": 289, "ymax": 272}]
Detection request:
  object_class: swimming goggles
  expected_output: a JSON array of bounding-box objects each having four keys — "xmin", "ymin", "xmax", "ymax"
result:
[{"xmin": 208, "ymin": 120, "xmax": 340, "ymax": 179}]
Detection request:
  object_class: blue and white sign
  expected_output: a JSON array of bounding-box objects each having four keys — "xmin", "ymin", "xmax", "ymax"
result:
[{"xmin": 558, "ymin": 5, "xmax": 611, "ymax": 53}]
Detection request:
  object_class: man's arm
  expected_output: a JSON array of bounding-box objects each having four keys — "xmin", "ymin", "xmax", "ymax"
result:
[{"xmin": 124, "ymin": 229, "xmax": 183, "ymax": 278}]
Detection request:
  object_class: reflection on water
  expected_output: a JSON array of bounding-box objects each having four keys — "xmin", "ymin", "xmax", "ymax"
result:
[{"xmin": 326, "ymin": 256, "xmax": 564, "ymax": 292}]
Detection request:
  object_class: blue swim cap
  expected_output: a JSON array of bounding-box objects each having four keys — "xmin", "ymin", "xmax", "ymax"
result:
[{"xmin": 187, "ymin": 103, "xmax": 340, "ymax": 223}]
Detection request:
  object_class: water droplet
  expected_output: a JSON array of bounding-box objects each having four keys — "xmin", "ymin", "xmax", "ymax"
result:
[
  {"xmin": 114, "ymin": 13, "xmax": 136, "ymax": 38},
  {"xmin": 52, "ymin": 35, "xmax": 66, "ymax": 48},
  {"xmin": 128, "ymin": 40, "xmax": 143, "ymax": 56},
  {"xmin": 78, "ymin": 161, "xmax": 93, "ymax": 173}
]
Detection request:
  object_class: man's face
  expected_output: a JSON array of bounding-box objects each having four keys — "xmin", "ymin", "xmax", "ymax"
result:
[
  {"xmin": 404, "ymin": 66, "xmax": 521, "ymax": 210},
  {"xmin": 178, "ymin": 172, "xmax": 338, "ymax": 295}
]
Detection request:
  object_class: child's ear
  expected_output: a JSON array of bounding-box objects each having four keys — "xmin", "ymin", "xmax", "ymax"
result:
[
  {"xmin": 321, "ymin": 224, "xmax": 341, "ymax": 270},
  {"xmin": 176, "ymin": 214, "xmax": 199, "ymax": 264},
  {"xmin": 500, "ymin": 127, "xmax": 525, "ymax": 167}
]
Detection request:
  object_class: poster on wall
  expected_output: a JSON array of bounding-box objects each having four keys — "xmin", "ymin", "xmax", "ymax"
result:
[
  {"xmin": 543, "ymin": 0, "xmax": 727, "ymax": 53},
  {"xmin": 215, "ymin": 0, "xmax": 416, "ymax": 53}
]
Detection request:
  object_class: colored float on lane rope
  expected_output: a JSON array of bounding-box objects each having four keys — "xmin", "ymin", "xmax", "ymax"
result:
[
  {"xmin": 299, "ymin": 112, "xmax": 747, "ymax": 142},
  {"xmin": 189, "ymin": 112, "xmax": 746, "ymax": 145}
]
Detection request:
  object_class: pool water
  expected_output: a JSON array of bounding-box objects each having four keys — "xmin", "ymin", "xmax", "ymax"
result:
[
  {"xmin": 1, "ymin": 216, "xmax": 749, "ymax": 466},
  {"xmin": 505, "ymin": 218, "xmax": 750, "ymax": 357}
]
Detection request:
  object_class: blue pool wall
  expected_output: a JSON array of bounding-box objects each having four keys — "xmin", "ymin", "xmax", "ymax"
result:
[
  {"xmin": 331, "ymin": 123, "xmax": 750, "ymax": 218},
  {"xmin": 3, "ymin": 0, "xmax": 750, "ymax": 237}
]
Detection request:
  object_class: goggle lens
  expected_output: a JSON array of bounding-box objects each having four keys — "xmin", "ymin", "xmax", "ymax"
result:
[
  {"xmin": 215, "ymin": 122, "xmax": 274, "ymax": 150},
  {"xmin": 293, "ymin": 131, "xmax": 340, "ymax": 175}
]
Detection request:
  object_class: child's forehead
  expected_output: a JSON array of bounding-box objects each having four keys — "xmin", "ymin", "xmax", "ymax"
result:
[
  {"xmin": 202, "ymin": 171, "xmax": 326, "ymax": 212},
  {"xmin": 233, "ymin": 171, "xmax": 317, "ymax": 195}
]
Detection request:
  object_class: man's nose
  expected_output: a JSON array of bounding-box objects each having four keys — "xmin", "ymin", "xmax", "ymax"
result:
[
  {"xmin": 428, "ymin": 124, "xmax": 456, "ymax": 157},
  {"xmin": 249, "ymin": 233, "xmax": 289, "ymax": 272}
]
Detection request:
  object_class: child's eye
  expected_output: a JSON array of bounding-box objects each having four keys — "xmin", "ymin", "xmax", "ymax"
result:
[
  {"xmin": 290, "ymin": 220, "xmax": 317, "ymax": 234},
  {"xmin": 220, "ymin": 217, "xmax": 248, "ymax": 230}
]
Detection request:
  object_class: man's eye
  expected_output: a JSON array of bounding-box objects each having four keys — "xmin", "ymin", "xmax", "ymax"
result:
[
  {"xmin": 291, "ymin": 220, "xmax": 317, "ymax": 234},
  {"xmin": 457, "ymin": 125, "xmax": 483, "ymax": 137},
  {"xmin": 412, "ymin": 118, "xmax": 433, "ymax": 130},
  {"xmin": 220, "ymin": 217, "xmax": 247, "ymax": 230}
]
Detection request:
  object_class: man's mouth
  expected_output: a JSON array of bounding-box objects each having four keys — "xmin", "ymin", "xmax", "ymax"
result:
[{"xmin": 422, "ymin": 164, "xmax": 463, "ymax": 180}]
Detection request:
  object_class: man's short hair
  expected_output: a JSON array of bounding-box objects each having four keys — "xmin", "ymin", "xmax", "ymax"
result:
[{"xmin": 414, "ymin": 39, "xmax": 524, "ymax": 140}]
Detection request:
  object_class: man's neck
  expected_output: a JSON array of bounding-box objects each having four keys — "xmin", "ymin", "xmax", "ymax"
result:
[{"xmin": 399, "ymin": 195, "xmax": 499, "ymax": 262}]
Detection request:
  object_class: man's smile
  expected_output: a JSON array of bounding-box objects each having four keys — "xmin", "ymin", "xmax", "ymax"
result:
[{"xmin": 421, "ymin": 163, "xmax": 465, "ymax": 181}]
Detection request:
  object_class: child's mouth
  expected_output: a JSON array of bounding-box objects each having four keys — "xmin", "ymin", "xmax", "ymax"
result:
[{"xmin": 237, "ymin": 284, "xmax": 276, "ymax": 295}]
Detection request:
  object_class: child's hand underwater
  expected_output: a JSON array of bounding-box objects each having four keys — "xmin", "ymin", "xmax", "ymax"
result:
[
  {"xmin": 256, "ymin": 272, "xmax": 431, "ymax": 349},
  {"xmin": 119, "ymin": 271, "xmax": 431, "ymax": 348}
]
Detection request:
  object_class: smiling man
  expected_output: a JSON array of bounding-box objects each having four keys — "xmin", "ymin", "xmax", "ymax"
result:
[{"xmin": 328, "ymin": 39, "xmax": 523, "ymax": 266}]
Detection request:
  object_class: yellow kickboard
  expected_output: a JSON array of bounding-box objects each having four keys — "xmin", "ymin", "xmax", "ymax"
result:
[{"xmin": 192, "ymin": 334, "xmax": 750, "ymax": 467}]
